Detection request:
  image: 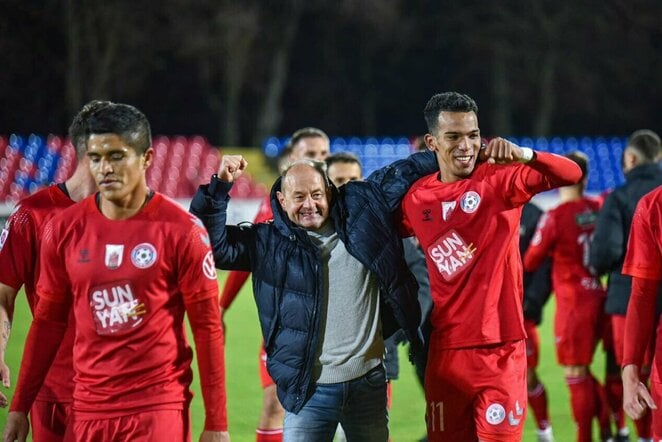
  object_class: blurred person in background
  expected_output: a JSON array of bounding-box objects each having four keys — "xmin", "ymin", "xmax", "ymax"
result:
[
  {"xmin": 0, "ymin": 100, "xmax": 106, "ymax": 441},
  {"xmin": 520, "ymin": 202, "xmax": 555, "ymax": 442},
  {"xmin": 524, "ymin": 152, "xmax": 612, "ymax": 442},
  {"xmin": 590, "ymin": 129, "xmax": 662, "ymax": 442}
]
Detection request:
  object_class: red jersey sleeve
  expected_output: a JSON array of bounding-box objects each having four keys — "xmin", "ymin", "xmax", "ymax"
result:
[
  {"xmin": 0, "ymin": 205, "xmax": 37, "ymax": 290},
  {"xmin": 622, "ymin": 276, "xmax": 659, "ymax": 367},
  {"xmin": 523, "ymin": 212, "xmax": 555, "ymax": 272},
  {"xmin": 622, "ymin": 196, "xmax": 662, "ymax": 280},
  {"xmin": 177, "ymin": 222, "xmax": 220, "ymax": 303},
  {"xmin": 35, "ymin": 219, "xmax": 72, "ymax": 304}
]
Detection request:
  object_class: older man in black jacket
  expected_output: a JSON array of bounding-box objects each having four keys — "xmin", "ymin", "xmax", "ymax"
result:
[
  {"xmin": 589, "ymin": 129, "xmax": 662, "ymax": 441},
  {"xmin": 191, "ymin": 146, "xmax": 437, "ymax": 442}
]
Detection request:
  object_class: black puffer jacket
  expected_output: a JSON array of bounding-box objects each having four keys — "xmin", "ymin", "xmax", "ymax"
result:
[
  {"xmin": 190, "ymin": 151, "xmax": 438, "ymax": 412},
  {"xmin": 589, "ymin": 163, "xmax": 662, "ymax": 314}
]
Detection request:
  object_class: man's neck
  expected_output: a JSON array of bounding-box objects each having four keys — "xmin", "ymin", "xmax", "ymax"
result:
[
  {"xmin": 559, "ymin": 185, "xmax": 583, "ymax": 203},
  {"xmin": 99, "ymin": 186, "xmax": 151, "ymax": 220},
  {"xmin": 64, "ymin": 165, "xmax": 96, "ymax": 202}
]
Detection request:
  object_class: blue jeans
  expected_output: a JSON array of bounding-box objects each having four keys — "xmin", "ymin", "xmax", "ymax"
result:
[{"xmin": 283, "ymin": 365, "xmax": 389, "ymax": 442}]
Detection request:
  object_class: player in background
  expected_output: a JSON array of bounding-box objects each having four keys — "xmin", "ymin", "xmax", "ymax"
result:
[
  {"xmin": 0, "ymin": 100, "xmax": 107, "ymax": 441},
  {"xmin": 220, "ymin": 127, "xmax": 330, "ymax": 442},
  {"xmin": 621, "ymin": 184, "xmax": 662, "ymax": 441},
  {"xmin": 519, "ymin": 202, "xmax": 554, "ymax": 442},
  {"xmin": 524, "ymin": 152, "xmax": 612, "ymax": 442},
  {"xmin": 399, "ymin": 91, "xmax": 582, "ymax": 441},
  {"xmin": 590, "ymin": 129, "xmax": 662, "ymax": 442},
  {"xmin": 2, "ymin": 102, "xmax": 229, "ymax": 442}
]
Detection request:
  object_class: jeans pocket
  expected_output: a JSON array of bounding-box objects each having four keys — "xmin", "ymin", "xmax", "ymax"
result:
[{"xmin": 363, "ymin": 364, "xmax": 387, "ymax": 388}]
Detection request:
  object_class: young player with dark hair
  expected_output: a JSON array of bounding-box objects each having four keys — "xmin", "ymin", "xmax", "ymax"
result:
[
  {"xmin": 0, "ymin": 100, "xmax": 107, "ymax": 441},
  {"xmin": 2, "ymin": 102, "xmax": 230, "ymax": 442},
  {"xmin": 399, "ymin": 91, "xmax": 582, "ymax": 441}
]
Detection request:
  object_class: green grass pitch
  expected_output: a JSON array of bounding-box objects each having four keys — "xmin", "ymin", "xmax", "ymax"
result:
[{"xmin": 0, "ymin": 272, "xmax": 637, "ymax": 440}]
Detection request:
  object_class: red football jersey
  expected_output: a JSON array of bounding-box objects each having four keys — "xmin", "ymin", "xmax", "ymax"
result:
[
  {"xmin": 523, "ymin": 197, "xmax": 606, "ymax": 307},
  {"xmin": 401, "ymin": 153, "xmax": 575, "ymax": 349},
  {"xmin": 37, "ymin": 193, "xmax": 220, "ymax": 413},
  {"xmin": 0, "ymin": 184, "xmax": 75, "ymax": 402},
  {"xmin": 622, "ymin": 185, "xmax": 662, "ymax": 368}
]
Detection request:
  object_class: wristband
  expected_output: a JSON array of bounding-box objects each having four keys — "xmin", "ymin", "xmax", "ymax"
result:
[{"xmin": 518, "ymin": 147, "xmax": 535, "ymax": 163}]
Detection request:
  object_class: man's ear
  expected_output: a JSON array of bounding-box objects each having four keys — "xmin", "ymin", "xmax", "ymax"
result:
[
  {"xmin": 423, "ymin": 133, "xmax": 437, "ymax": 151},
  {"xmin": 277, "ymin": 191, "xmax": 286, "ymax": 210},
  {"xmin": 142, "ymin": 147, "xmax": 154, "ymax": 169}
]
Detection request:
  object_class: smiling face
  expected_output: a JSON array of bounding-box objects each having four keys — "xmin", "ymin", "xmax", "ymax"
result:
[
  {"xmin": 87, "ymin": 133, "xmax": 152, "ymax": 207},
  {"xmin": 277, "ymin": 163, "xmax": 331, "ymax": 231},
  {"xmin": 425, "ymin": 111, "xmax": 481, "ymax": 183}
]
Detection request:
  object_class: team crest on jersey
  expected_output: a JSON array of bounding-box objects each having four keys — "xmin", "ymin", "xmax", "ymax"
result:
[
  {"xmin": 441, "ymin": 201, "xmax": 456, "ymax": 221},
  {"xmin": 105, "ymin": 244, "xmax": 124, "ymax": 269},
  {"xmin": 427, "ymin": 229, "xmax": 476, "ymax": 281},
  {"xmin": 131, "ymin": 243, "xmax": 157, "ymax": 269},
  {"xmin": 460, "ymin": 191, "xmax": 480, "ymax": 213},
  {"xmin": 485, "ymin": 403, "xmax": 506, "ymax": 425},
  {"xmin": 89, "ymin": 281, "xmax": 147, "ymax": 336},
  {"xmin": 202, "ymin": 251, "xmax": 217, "ymax": 280}
]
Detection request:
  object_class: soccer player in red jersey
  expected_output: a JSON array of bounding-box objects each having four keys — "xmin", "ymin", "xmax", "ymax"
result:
[
  {"xmin": 621, "ymin": 184, "xmax": 662, "ymax": 440},
  {"xmin": 399, "ymin": 92, "xmax": 582, "ymax": 441},
  {"xmin": 0, "ymin": 100, "xmax": 106, "ymax": 441},
  {"xmin": 524, "ymin": 152, "xmax": 612, "ymax": 442},
  {"xmin": 2, "ymin": 103, "xmax": 229, "ymax": 442},
  {"xmin": 220, "ymin": 127, "xmax": 330, "ymax": 442}
]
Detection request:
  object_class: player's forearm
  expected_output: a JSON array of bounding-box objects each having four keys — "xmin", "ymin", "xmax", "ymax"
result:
[
  {"xmin": 187, "ymin": 295, "xmax": 228, "ymax": 431},
  {"xmin": 0, "ymin": 284, "xmax": 17, "ymax": 363},
  {"xmin": 525, "ymin": 151, "xmax": 583, "ymax": 188},
  {"xmin": 622, "ymin": 276, "xmax": 659, "ymax": 367}
]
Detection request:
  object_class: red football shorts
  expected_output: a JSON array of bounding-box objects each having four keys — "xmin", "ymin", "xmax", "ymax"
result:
[
  {"xmin": 611, "ymin": 314, "xmax": 655, "ymax": 367},
  {"xmin": 554, "ymin": 297, "xmax": 605, "ymax": 366},
  {"xmin": 259, "ymin": 344, "xmax": 275, "ymax": 388},
  {"xmin": 524, "ymin": 320, "xmax": 540, "ymax": 368},
  {"xmin": 424, "ymin": 339, "xmax": 527, "ymax": 442},
  {"xmin": 65, "ymin": 409, "xmax": 191, "ymax": 442},
  {"xmin": 30, "ymin": 400, "xmax": 71, "ymax": 442}
]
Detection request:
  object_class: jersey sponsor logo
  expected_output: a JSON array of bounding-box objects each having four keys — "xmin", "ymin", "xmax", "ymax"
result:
[
  {"xmin": 131, "ymin": 243, "xmax": 157, "ymax": 269},
  {"xmin": 427, "ymin": 230, "xmax": 476, "ymax": 281},
  {"xmin": 0, "ymin": 228, "xmax": 8, "ymax": 251},
  {"xmin": 485, "ymin": 403, "xmax": 506, "ymax": 425},
  {"xmin": 441, "ymin": 201, "xmax": 456, "ymax": 221},
  {"xmin": 203, "ymin": 251, "xmax": 217, "ymax": 280},
  {"xmin": 105, "ymin": 244, "xmax": 124, "ymax": 269},
  {"xmin": 460, "ymin": 191, "xmax": 480, "ymax": 213},
  {"xmin": 89, "ymin": 281, "xmax": 147, "ymax": 335}
]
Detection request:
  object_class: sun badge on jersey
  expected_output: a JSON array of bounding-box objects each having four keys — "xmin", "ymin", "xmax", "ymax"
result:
[
  {"xmin": 105, "ymin": 244, "xmax": 124, "ymax": 269},
  {"xmin": 460, "ymin": 191, "xmax": 480, "ymax": 213},
  {"xmin": 89, "ymin": 281, "xmax": 147, "ymax": 335},
  {"xmin": 131, "ymin": 243, "xmax": 157, "ymax": 269}
]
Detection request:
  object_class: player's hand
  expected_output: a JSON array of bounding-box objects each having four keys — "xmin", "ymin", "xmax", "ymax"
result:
[
  {"xmin": 2, "ymin": 411, "xmax": 29, "ymax": 442},
  {"xmin": 199, "ymin": 430, "xmax": 230, "ymax": 442},
  {"xmin": 218, "ymin": 155, "xmax": 248, "ymax": 183},
  {"xmin": 622, "ymin": 364, "xmax": 657, "ymax": 420},
  {"xmin": 0, "ymin": 360, "xmax": 10, "ymax": 407},
  {"xmin": 479, "ymin": 137, "xmax": 526, "ymax": 164}
]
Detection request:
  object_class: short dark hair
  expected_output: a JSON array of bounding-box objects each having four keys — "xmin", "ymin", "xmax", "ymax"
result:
[
  {"xmin": 565, "ymin": 151, "xmax": 589, "ymax": 180},
  {"xmin": 627, "ymin": 129, "xmax": 661, "ymax": 162},
  {"xmin": 288, "ymin": 127, "xmax": 329, "ymax": 149},
  {"xmin": 68, "ymin": 100, "xmax": 114, "ymax": 159},
  {"xmin": 325, "ymin": 151, "xmax": 362, "ymax": 169},
  {"xmin": 81, "ymin": 102, "xmax": 152, "ymax": 154},
  {"xmin": 424, "ymin": 92, "xmax": 478, "ymax": 134}
]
